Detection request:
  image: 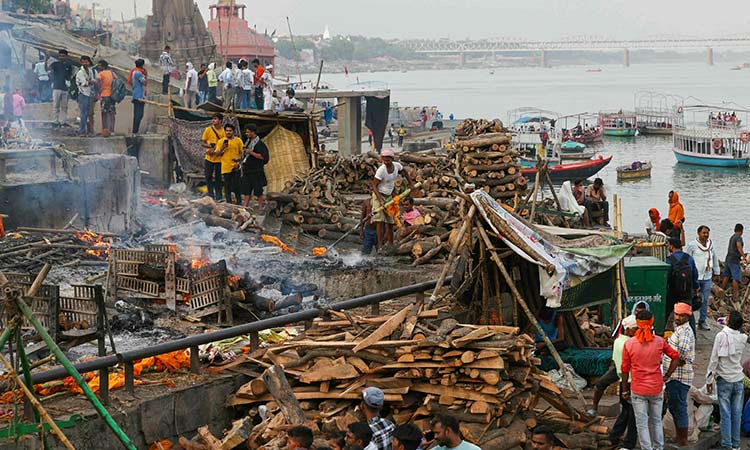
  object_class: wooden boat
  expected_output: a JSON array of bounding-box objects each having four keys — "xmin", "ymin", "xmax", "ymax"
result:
[
  {"xmin": 559, "ymin": 112, "xmax": 603, "ymax": 144},
  {"xmin": 617, "ymin": 161, "xmax": 652, "ymax": 180},
  {"xmin": 559, "ymin": 141, "xmax": 597, "ymax": 160},
  {"xmin": 522, "ymin": 156, "xmax": 612, "ymax": 183},
  {"xmin": 599, "ymin": 111, "xmax": 638, "ymax": 137},
  {"xmin": 634, "ymin": 91, "xmax": 681, "ymax": 136}
]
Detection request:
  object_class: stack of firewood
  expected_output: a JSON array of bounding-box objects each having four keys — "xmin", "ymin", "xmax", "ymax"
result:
[
  {"xmin": 450, "ymin": 118, "xmax": 528, "ymax": 201},
  {"xmin": 167, "ymin": 197, "xmax": 260, "ymax": 232},
  {"xmin": 202, "ymin": 306, "xmax": 610, "ymax": 450}
]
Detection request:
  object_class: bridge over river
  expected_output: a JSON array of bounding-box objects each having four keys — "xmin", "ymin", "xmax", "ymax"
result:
[{"xmin": 399, "ymin": 35, "xmax": 750, "ymax": 66}]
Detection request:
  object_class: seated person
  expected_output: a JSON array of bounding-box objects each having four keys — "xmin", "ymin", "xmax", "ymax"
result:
[
  {"xmin": 584, "ymin": 178, "xmax": 609, "ymax": 225},
  {"xmin": 573, "ymin": 179, "xmax": 585, "ymax": 205},
  {"xmin": 534, "ymin": 306, "xmax": 566, "ymax": 353},
  {"xmin": 401, "ymin": 197, "xmax": 422, "ymax": 226}
]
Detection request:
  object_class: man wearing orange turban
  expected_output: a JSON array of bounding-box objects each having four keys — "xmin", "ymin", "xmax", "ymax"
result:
[
  {"xmin": 663, "ymin": 303, "xmax": 695, "ymax": 447},
  {"xmin": 622, "ymin": 310, "xmax": 680, "ymax": 450}
]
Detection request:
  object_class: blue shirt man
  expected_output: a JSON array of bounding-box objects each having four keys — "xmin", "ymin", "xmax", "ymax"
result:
[
  {"xmin": 131, "ymin": 59, "xmax": 146, "ymax": 134},
  {"xmin": 666, "ymin": 237, "xmax": 699, "ymax": 334}
]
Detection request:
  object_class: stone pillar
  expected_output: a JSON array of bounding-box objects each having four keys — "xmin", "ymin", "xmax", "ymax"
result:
[
  {"xmin": 540, "ymin": 49, "xmax": 546, "ymax": 67},
  {"xmin": 337, "ymin": 96, "xmax": 362, "ymax": 156},
  {"xmin": 706, "ymin": 47, "xmax": 714, "ymax": 65},
  {"xmin": 623, "ymin": 48, "xmax": 630, "ymax": 67},
  {"xmin": 458, "ymin": 51, "xmax": 466, "ymax": 67}
]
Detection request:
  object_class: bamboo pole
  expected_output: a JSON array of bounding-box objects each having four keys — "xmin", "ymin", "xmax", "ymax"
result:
[
  {"xmin": 428, "ymin": 205, "xmax": 477, "ymax": 308},
  {"xmin": 528, "ymin": 160, "xmax": 543, "ymax": 222},
  {"xmin": 477, "ymin": 224, "xmax": 587, "ymax": 410},
  {"xmin": 14, "ymin": 297, "xmax": 137, "ymax": 450},
  {"xmin": 0, "ymin": 353, "xmax": 75, "ymax": 450},
  {"xmin": 544, "ymin": 169, "xmax": 570, "ymax": 228}
]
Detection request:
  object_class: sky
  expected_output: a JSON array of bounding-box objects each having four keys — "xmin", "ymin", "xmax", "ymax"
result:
[{"xmin": 105, "ymin": 0, "xmax": 750, "ymax": 41}]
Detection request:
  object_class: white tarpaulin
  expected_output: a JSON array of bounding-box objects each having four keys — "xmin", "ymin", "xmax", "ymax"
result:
[{"xmin": 470, "ymin": 190, "xmax": 631, "ymax": 307}]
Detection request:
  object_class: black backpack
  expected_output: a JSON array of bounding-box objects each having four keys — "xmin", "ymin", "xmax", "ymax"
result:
[{"xmin": 668, "ymin": 253, "xmax": 693, "ymax": 301}]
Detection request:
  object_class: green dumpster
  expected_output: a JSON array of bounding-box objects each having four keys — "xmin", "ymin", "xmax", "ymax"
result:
[{"xmin": 623, "ymin": 256, "xmax": 669, "ymax": 334}]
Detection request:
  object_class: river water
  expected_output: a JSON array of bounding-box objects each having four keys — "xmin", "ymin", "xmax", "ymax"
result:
[{"xmin": 309, "ymin": 63, "xmax": 750, "ymax": 251}]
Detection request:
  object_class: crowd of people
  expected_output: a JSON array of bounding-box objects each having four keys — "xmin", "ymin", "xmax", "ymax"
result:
[
  {"xmin": 201, "ymin": 113, "xmax": 269, "ymax": 210},
  {"xmin": 243, "ymin": 386, "xmax": 562, "ymax": 450},
  {"xmin": 709, "ymin": 111, "xmax": 741, "ymax": 128}
]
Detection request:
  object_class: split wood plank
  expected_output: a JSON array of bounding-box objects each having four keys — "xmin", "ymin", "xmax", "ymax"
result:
[
  {"xmin": 410, "ymin": 383, "xmax": 500, "ymax": 404},
  {"xmin": 261, "ymin": 365, "xmax": 306, "ymax": 425},
  {"xmin": 352, "ymin": 304, "xmax": 414, "ymax": 353}
]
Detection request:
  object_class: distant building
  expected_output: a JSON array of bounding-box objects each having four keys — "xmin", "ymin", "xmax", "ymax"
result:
[
  {"xmin": 139, "ymin": 0, "xmax": 216, "ymax": 70},
  {"xmin": 206, "ymin": 0, "xmax": 274, "ymax": 67}
]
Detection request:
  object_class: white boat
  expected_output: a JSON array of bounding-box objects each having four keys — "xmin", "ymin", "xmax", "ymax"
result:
[
  {"xmin": 634, "ymin": 91, "xmax": 682, "ymax": 136},
  {"xmin": 672, "ymin": 103, "xmax": 750, "ymax": 168}
]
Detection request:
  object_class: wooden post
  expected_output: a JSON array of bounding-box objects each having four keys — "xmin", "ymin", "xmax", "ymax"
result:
[
  {"xmin": 0, "ymin": 353, "xmax": 76, "ymax": 450},
  {"xmin": 477, "ymin": 225, "xmax": 587, "ymax": 410},
  {"xmin": 262, "ymin": 365, "xmax": 306, "ymax": 425},
  {"xmin": 544, "ymin": 169, "xmax": 570, "ymax": 228},
  {"xmin": 529, "ymin": 160, "xmax": 543, "ymax": 223},
  {"xmin": 428, "ymin": 205, "xmax": 476, "ymax": 307}
]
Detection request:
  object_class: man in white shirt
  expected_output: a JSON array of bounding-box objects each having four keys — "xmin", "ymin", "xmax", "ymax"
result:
[
  {"xmin": 346, "ymin": 422, "xmax": 376, "ymax": 450},
  {"xmin": 238, "ymin": 60, "xmax": 254, "ymax": 110},
  {"xmin": 706, "ymin": 310, "xmax": 747, "ymax": 450},
  {"xmin": 428, "ymin": 414, "xmax": 480, "ymax": 450},
  {"xmin": 372, "ymin": 149, "xmax": 412, "ymax": 249},
  {"xmin": 75, "ymin": 55, "xmax": 95, "ymax": 136},
  {"xmin": 183, "ymin": 62, "xmax": 199, "ymax": 108},
  {"xmin": 219, "ymin": 61, "xmax": 235, "ymax": 108},
  {"xmin": 158, "ymin": 45, "xmax": 174, "ymax": 95},
  {"xmin": 33, "ymin": 54, "xmax": 50, "ymax": 102},
  {"xmin": 684, "ymin": 225, "xmax": 720, "ymax": 331},
  {"xmin": 280, "ymin": 88, "xmax": 302, "ymax": 112},
  {"xmin": 262, "ymin": 65, "xmax": 274, "ymax": 110}
]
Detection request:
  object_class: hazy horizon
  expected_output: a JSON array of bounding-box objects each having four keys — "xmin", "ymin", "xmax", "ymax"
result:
[{"xmin": 101, "ymin": 0, "xmax": 750, "ymax": 41}]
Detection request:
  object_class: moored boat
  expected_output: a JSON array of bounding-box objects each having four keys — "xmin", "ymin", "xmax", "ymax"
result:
[
  {"xmin": 634, "ymin": 91, "xmax": 681, "ymax": 136},
  {"xmin": 522, "ymin": 156, "xmax": 612, "ymax": 183},
  {"xmin": 559, "ymin": 141, "xmax": 597, "ymax": 160},
  {"xmin": 616, "ymin": 161, "xmax": 652, "ymax": 180},
  {"xmin": 559, "ymin": 112, "xmax": 603, "ymax": 144},
  {"xmin": 672, "ymin": 104, "xmax": 750, "ymax": 168},
  {"xmin": 599, "ymin": 111, "xmax": 637, "ymax": 137}
]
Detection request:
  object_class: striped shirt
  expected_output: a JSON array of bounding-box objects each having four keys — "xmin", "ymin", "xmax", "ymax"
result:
[
  {"xmin": 662, "ymin": 322, "xmax": 695, "ymax": 386},
  {"xmin": 649, "ymin": 232, "xmax": 669, "ymax": 261}
]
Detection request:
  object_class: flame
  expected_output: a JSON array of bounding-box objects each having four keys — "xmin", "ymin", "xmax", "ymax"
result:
[
  {"xmin": 228, "ymin": 275, "xmax": 240, "ymax": 287},
  {"xmin": 75, "ymin": 228, "xmax": 111, "ymax": 258},
  {"xmin": 190, "ymin": 258, "xmax": 209, "ymax": 269}
]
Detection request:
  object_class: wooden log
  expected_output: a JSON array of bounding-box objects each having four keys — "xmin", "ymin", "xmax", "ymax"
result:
[
  {"xmin": 411, "ymin": 237, "xmax": 441, "ymax": 258},
  {"xmin": 455, "ymin": 133, "xmax": 512, "ymax": 148},
  {"xmin": 412, "ymin": 243, "xmax": 446, "ymax": 266},
  {"xmin": 352, "ymin": 304, "xmax": 413, "ymax": 352},
  {"xmin": 554, "ymin": 432, "xmax": 598, "ymax": 450},
  {"xmin": 463, "ymin": 163, "xmax": 514, "ymax": 172},
  {"xmin": 261, "ymin": 365, "xmax": 306, "ymax": 425}
]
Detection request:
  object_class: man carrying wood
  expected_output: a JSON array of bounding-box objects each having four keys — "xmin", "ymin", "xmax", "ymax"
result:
[
  {"xmin": 428, "ymin": 414, "xmax": 480, "ymax": 450},
  {"xmin": 372, "ymin": 149, "xmax": 413, "ymax": 250},
  {"xmin": 361, "ymin": 387, "xmax": 395, "ymax": 450},
  {"xmin": 621, "ymin": 310, "xmax": 680, "ymax": 450}
]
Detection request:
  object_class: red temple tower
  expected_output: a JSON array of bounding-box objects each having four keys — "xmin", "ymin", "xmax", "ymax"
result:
[{"xmin": 207, "ymin": 0, "xmax": 275, "ymax": 67}]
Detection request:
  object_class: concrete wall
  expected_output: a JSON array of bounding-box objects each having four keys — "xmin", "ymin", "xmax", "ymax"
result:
[
  {"xmin": 0, "ymin": 374, "xmax": 245, "ymax": 450},
  {"xmin": 0, "ymin": 154, "xmax": 140, "ymax": 232}
]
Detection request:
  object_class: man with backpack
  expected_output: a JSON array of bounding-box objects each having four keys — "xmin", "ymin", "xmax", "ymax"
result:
[{"xmin": 666, "ymin": 237, "xmax": 699, "ymax": 335}]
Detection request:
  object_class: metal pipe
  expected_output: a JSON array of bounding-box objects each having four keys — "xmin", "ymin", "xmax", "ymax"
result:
[{"xmin": 30, "ymin": 278, "xmax": 450, "ymax": 384}]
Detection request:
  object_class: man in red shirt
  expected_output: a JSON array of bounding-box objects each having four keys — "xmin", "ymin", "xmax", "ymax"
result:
[{"xmin": 621, "ymin": 310, "xmax": 679, "ymax": 450}]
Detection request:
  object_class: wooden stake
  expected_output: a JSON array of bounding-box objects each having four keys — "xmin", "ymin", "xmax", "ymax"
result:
[
  {"xmin": 0, "ymin": 352, "xmax": 75, "ymax": 450},
  {"xmin": 476, "ymin": 225, "xmax": 587, "ymax": 410},
  {"xmin": 428, "ymin": 205, "xmax": 476, "ymax": 307},
  {"xmin": 529, "ymin": 159, "xmax": 543, "ymax": 223}
]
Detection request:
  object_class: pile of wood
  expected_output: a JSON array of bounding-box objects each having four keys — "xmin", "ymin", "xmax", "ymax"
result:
[
  {"xmin": 208, "ymin": 306, "xmax": 610, "ymax": 450},
  {"xmin": 450, "ymin": 118, "xmax": 528, "ymax": 201},
  {"xmin": 166, "ymin": 197, "xmax": 260, "ymax": 232},
  {"xmin": 0, "ymin": 226, "xmax": 114, "ymax": 272}
]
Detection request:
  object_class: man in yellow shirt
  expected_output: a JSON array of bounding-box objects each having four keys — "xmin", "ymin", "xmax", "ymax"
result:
[
  {"xmin": 201, "ymin": 113, "xmax": 226, "ymax": 200},
  {"xmin": 217, "ymin": 123, "xmax": 243, "ymax": 204}
]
